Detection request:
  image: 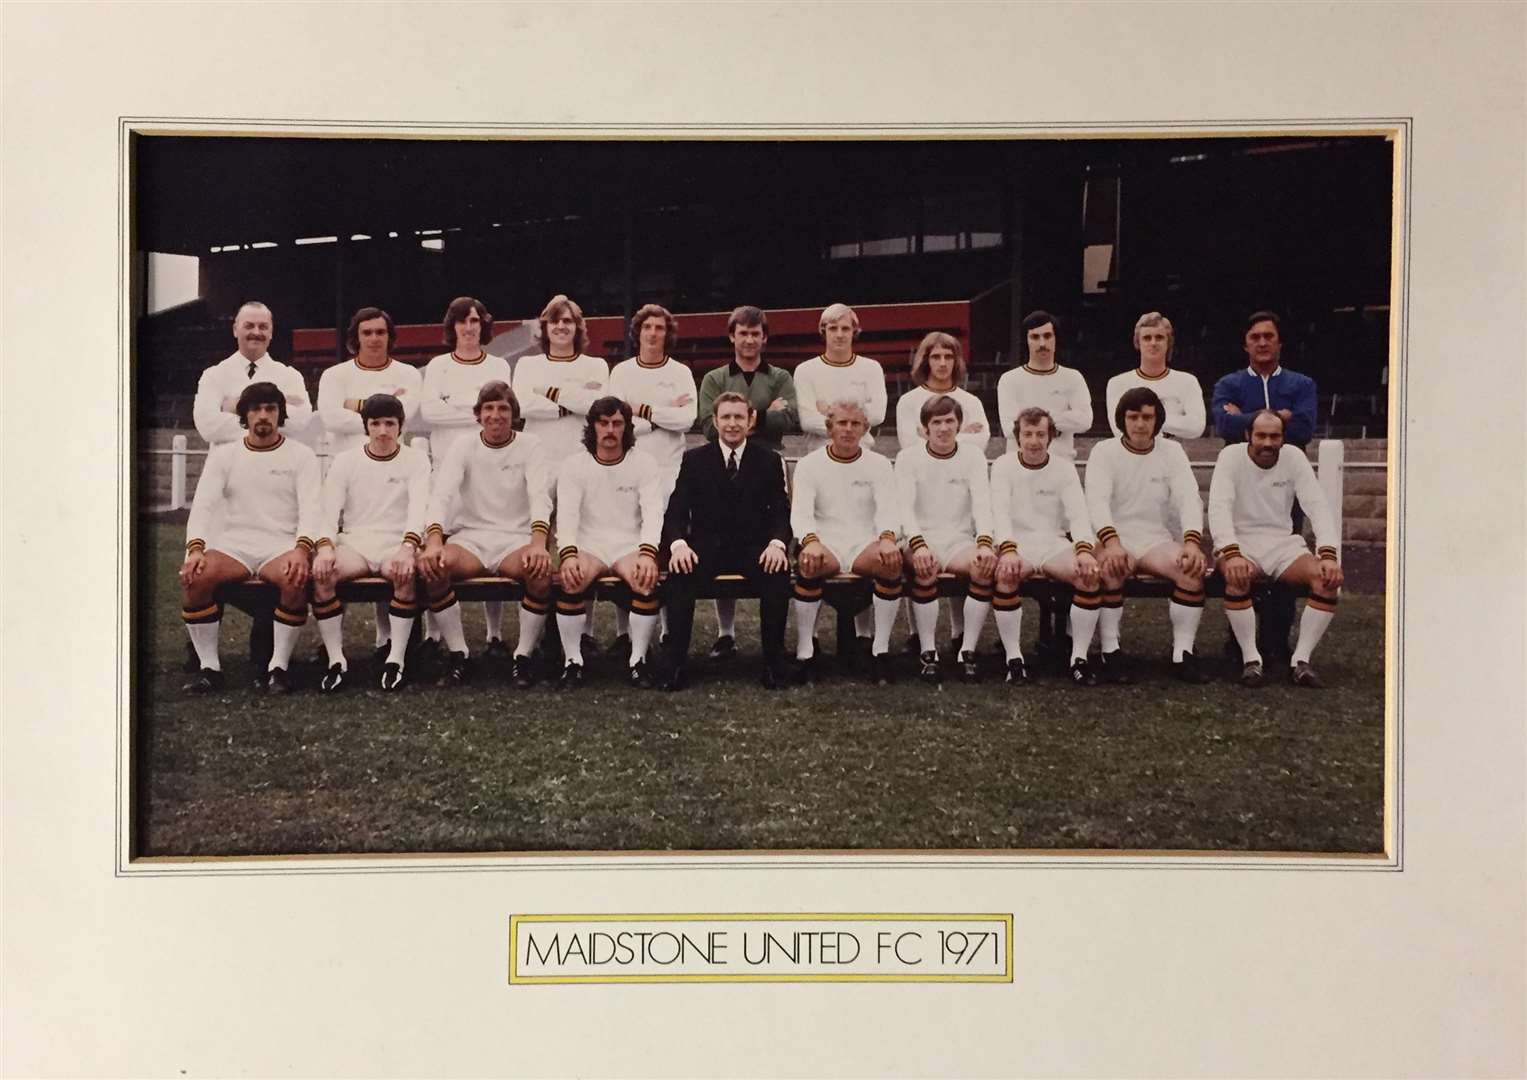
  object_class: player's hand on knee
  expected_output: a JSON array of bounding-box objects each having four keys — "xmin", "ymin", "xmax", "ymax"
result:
[
  {"xmin": 633, "ymin": 554, "xmax": 658, "ymax": 594},
  {"xmin": 178, "ymin": 552, "xmax": 206, "ymax": 587},
  {"xmin": 971, "ymin": 546, "xmax": 997, "ymax": 579},
  {"xmin": 523, "ymin": 543, "xmax": 551, "ymax": 580},
  {"xmin": 1318, "ymin": 559, "xmax": 1343, "ymax": 591},
  {"xmin": 877, "ymin": 538, "xmax": 901, "ymax": 574},
  {"xmin": 798, "ymin": 542, "xmax": 825, "ymax": 579},
  {"xmin": 1075, "ymin": 551, "xmax": 1100, "ymax": 590},
  {"xmin": 560, "ymin": 558, "xmax": 586, "ymax": 594},
  {"xmin": 1222, "ymin": 555, "xmax": 1251, "ymax": 593},
  {"xmin": 1178, "ymin": 542, "xmax": 1207, "ymax": 579},
  {"xmin": 911, "ymin": 548, "xmax": 938, "ymax": 580},
  {"xmin": 284, "ymin": 549, "xmax": 310, "ymax": 589},
  {"xmin": 1098, "ymin": 541, "xmax": 1128, "ymax": 580},
  {"xmin": 313, "ymin": 547, "xmax": 337, "ymax": 585}
]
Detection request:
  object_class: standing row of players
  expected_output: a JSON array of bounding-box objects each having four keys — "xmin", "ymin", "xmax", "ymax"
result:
[{"xmin": 180, "ymin": 298, "xmax": 1341, "ymax": 693}]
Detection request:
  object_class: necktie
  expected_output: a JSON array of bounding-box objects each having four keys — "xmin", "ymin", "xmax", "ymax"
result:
[
  {"xmin": 247, "ymin": 361, "xmax": 257, "ymax": 378},
  {"xmin": 727, "ymin": 450, "xmax": 739, "ymax": 482}
]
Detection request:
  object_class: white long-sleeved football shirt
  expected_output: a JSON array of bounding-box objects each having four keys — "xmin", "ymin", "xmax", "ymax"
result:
[
  {"xmin": 554, "ymin": 448, "xmax": 663, "ymax": 558},
  {"xmin": 607, "ymin": 356, "xmax": 697, "ymax": 474},
  {"xmin": 318, "ymin": 442, "xmax": 430, "ymax": 547},
  {"xmin": 894, "ymin": 441, "xmax": 994, "ymax": 548},
  {"xmin": 512, "ymin": 353, "xmax": 611, "ymax": 475},
  {"xmin": 790, "ymin": 446, "xmax": 899, "ymax": 550},
  {"xmin": 418, "ymin": 351, "xmax": 515, "ymax": 462},
  {"xmin": 1104, "ymin": 367, "xmax": 1206, "ymax": 440},
  {"xmin": 996, "ymin": 364, "xmax": 1093, "ymax": 460},
  {"xmin": 186, "ymin": 435, "xmax": 322, "ymax": 555},
  {"xmin": 315, "ymin": 358, "xmax": 424, "ymax": 455},
  {"xmin": 424, "ymin": 431, "xmax": 552, "ymax": 539},
  {"xmin": 989, "ymin": 452, "xmax": 1095, "ymax": 555},
  {"xmin": 894, "ymin": 385, "xmax": 992, "ymax": 453},
  {"xmin": 1084, "ymin": 436, "xmax": 1204, "ymax": 549},
  {"xmin": 1207, "ymin": 443, "xmax": 1337, "ymax": 558},
  {"xmin": 794, "ymin": 354, "xmax": 887, "ymax": 455}
]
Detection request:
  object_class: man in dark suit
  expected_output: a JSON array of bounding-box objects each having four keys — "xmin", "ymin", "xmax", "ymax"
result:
[{"xmin": 660, "ymin": 391, "xmax": 793, "ymax": 690}]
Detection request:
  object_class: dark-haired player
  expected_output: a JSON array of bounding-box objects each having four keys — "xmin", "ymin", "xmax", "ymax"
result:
[
  {"xmin": 1084, "ymin": 386, "xmax": 1211, "ymax": 683},
  {"xmin": 316, "ymin": 307, "xmax": 422, "ymax": 455},
  {"xmin": 179, "ymin": 382, "xmax": 321, "ymax": 694},
  {"xmin": 310, "ymin": 394, "xmax": 430, "ymax": 692}
]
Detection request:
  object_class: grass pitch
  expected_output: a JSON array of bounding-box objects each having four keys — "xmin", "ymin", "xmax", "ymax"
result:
[{"xmin": 135, "ymin": 522, "xmax": 1386, "ymax": 856}]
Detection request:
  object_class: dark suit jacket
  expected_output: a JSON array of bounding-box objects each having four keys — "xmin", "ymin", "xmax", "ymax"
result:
[{"xmin": 660, "ymin": 441, "xmax": 792, "ymax": 558}]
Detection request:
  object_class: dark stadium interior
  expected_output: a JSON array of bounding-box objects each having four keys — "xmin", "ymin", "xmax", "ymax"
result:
[{"xmin": 133, "ymin": 134, "xmax": 1395, "ymax": 434}]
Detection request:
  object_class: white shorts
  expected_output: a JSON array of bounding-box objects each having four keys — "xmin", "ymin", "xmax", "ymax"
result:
[
  {"xmin": 1014, "ymin": 532, "xmax": 1073, "ymax": 571},
  {"xmin": 1114, "ymin": 522, "xmax": 1175, "ymax": 557},
  {"xmin": 577, "ymin": 531, "xmax": 642, "ymax": 569},
  {"xmin": 814, "ymin": 530, "xmax": 876, "ymax": 575},
  {"xmin": 906, "ymin": 531, "xmax": 978, "ymax": 570},
  {"xmin": 1236, "ymin": 532, "xmax": 1312, "ymax": 582},
  {"xmin": 336, "ymin": 531, "xmax": 400, "ymax": 571},
  {"xmin": 450, "ymin": 528, "xmax": 528, "ymax": 572},
  {"xmin": 210, "ymin": 534, "xmax": 293, "ymax": 576}
]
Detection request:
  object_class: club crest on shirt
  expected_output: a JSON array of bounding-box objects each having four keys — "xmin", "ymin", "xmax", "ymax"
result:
[
  {"xmin": 617, "ymin": 483, "xmax": 637, "ymax": 494},
  {"xmin": 850, "ymin": 478, "xmax": 873, "ymax": 488}
]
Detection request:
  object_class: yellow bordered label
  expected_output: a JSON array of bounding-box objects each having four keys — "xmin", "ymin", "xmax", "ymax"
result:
[{"xmin": 508, "ymin": 913, "xmax": 1013, "ymax": 984}]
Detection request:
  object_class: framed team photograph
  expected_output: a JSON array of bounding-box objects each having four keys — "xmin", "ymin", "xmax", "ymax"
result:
[{"xmin": 126, "ymin": 123, "xmax": 1400, "ymax": 864}]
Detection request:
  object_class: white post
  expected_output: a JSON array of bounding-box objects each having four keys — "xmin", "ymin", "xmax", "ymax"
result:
[
  {"xmin": 1317, "ymin": 438, "xmax": 1344, "ymax": 558},
  {"xmin": 411, "ymin": 435, "xmax": 431, "ymax": 465},
  {"xmin": 170, "ymin": 434, "xmax": 187, "ymax": 510}
]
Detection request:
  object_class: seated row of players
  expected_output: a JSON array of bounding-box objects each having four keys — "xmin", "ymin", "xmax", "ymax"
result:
[{"xmin": 180, "ymin": 371, "xmax": 1343, "ymax": 693}]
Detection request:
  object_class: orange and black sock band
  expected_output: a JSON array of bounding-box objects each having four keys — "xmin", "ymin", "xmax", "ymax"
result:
[
  {"xmin": 274, "ymin": 604, "xmax": 308, "ymax": 627},
  {"xmin": 629, "ymin": 593, "xmax": 661, "ymax": 616},
  {"xmin": 1307, "ymin": 591, "xmax": 1339, "ymax": 613},
  {"xmin": 874, "ymin": 578, "xmax": 903, "ymax": 601},
  {"xmin": 1170, "ymin": 587, "xmax": 1205, "ymax": 608},
  {"xmin": 1223, "ymin": 593, "xmax": 1253, "ymax": 610},
  {"xmin": 181, "ymin": 602, "xmax": 222, "ymax": 625},
  {"xmin": 313, "ymin": 597, "xmax": 343, "ymax": 621},
  {"xmin": 793, "ymin": 577, "xmax": 824, "ymax": 602},
  {"xmin": 1101, "ymin": 589, "xmax": 1124, "ymax": 609},
  {"xmin": 429, "ymin": 589, "xmax": 458, "ymax": 613},
  {"xmin": 521, "ymin": 594, "xmax": 551, "ymax": 616},
  {"xmin": 910, "ymin": 581, "xmax": 939, "ymax": 604},
  {"xmin": 1073, "ymin": 588, "xmax": 1102, "ymax": 611},
  {"xmin": 967, "ymin": 581, "xmax": 993, "ymax": 603},
  {"xmin": 388, "ymin": 598, "xmax": 419, "ymax": 619},
  {"xmin": 992, "ymin": 589, "xmax": 1022, "ymax": 612},
  {"xmin": 555, "ymin": 594, "xmax": 587, "ymax": 617}
]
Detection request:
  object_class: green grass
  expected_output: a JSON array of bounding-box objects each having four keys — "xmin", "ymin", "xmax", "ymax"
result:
[{"xmin": 135, "ymin": 522, "xmax": 1386, "ymax": 856}]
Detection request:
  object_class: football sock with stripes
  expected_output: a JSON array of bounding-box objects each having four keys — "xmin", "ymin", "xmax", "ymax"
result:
[
  {"xmin": 1168, "ymin": 587, "xmax": 1206, "ymax": 662},
  {"xmin": 386, "ymin": 599, "xmax": 418, "ymax": 667},
  {"xmin": 1071, "ymin": 589, "xmax": 1103, "ymax": 665},
  {"xmin": 992, "ymin": 589, "xmax": 1023, "ymax": 660},
  {"xmin": 1224, "ymin": 594, "xmax": 1260, "ymax": 664},
  {"xmin": 182, "ymin": 604, "xmax": 222, "ymax": 670},
  {"xmin": 514, "ymin": 595, "xmax": 550, "ymax": 659},
  {"xmin": 270, "ymin": 605, "xmax": 307, "ymax": 671},
  {"xmin": 792, "ymin": 578, "xmax": 824, "ymax": 660},
  {"xmin": 1291, "ymin": 592, "xmax": 1338, "ymax": 665},
  {"xmin": 1098, "ymin": 590, "xmax": 1125, "ymax": 652},
  {"xmin": 714, "ymin": 598, "xmax": 737, "ymax": 639},
  {"xmin": 557, "ymin": 595, "xmax": 588, "ymax": 666},
  {"xmin": 483, "ymin": 601, "xmax": 504, "ymax": 644},
  {"xmin": 313, "ymin": 597, "xmax": 345, "ymax": 670},
  {"xmin": 871, "ymin": 580, "xmax": 902, "ymax": 655},
  {"xmin": 910, "ymin": 581, "xmax": 940, "ymax": 654},
  {"xmin": 961, "ymin": 582, "xmax": 994, "ymax": 657},
  {"xmin": 430, "ymin": 592, "xmax": 470, "ymax": 656}
]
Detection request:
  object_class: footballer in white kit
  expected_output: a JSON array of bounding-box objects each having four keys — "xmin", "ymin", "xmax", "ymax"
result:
[
  {"xmin": 996, "ymin": 311, "xmax": 1094, "ymax": 461},
  {"xmin": 1209, "ymin": 409, "xmax": 1344, "ymax": 688},
  {"xmin": 418, "ymin": 296, "xmax": 515, "ymax": 466},
  {"xmin": 315, "ymin": 307, "xmax": 423, "ymax": 456},
  {"xmin": 513, "ymin": 294, "xmax": 611, "ymax": 478},
  {"xmin": 1085, "ymin": 386, "xmax": 1212, "ymax": 683},
  {"xmin": 310, "ymin": 393, "xmax": 430, "ymax": 692},
  {"xmin": 894, "ymin": 394, "xmax": 997, "ymax": 683},
  {"xmin": 608, "ymin": 303, "xmax": 697, "ymax": 497},
  {"xmin": 553, "ymin": 398, "xmax": 665, "ymax": 689},
  {"xmin": 988, "ymin": 407, "xmax": 1103, "ymax": 685},
  {"xmin": 179, "ymin": 382, "xmax": 322, "ymax": 694},
  {"xmin": 794, "ymin": 303, "xmax": 888, "ymax": 455},
  {"xmin": 417, "ymin": 381, "xmax": 554, "ymax": 689},
  {"xmin": 895, "ymin": 331, "xmax": 992, "ymax": 454},
  {"xmin": 1104, "ymin": 312, "xmax": 1207, "ymax": 442},
  {"xmin": 790, "ymin": 401, "xmax": 903, "ymax": 683}
]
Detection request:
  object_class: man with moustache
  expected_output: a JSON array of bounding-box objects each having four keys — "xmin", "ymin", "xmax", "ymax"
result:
[
  {"xmin": 1105, "ymin": 311, "xmax": 1206, "ymax": 440},
  {"xmin": 192, "ymin": 300, "xmax": 314, "ymax": 446},
  {"xmin": 1209, "ymin": 409, "xmax": 1343, "ymax": 688},
  {"xmin": 553, "ymin": 397, "xmax": 664, "ymax": 690},
  {"xmin": 416, "ymin": 382, "xmax": 553, "ymax": 689},
  {"xmin": 310, "ymin": 393, "xmax": 430, "ymax": 692},
  {"xmin": 695, "ymin": 305, "xmax": 799, "ymax": 660},
  {"xmin": 179, "ymin": 382, "xmax": 321, "ymax": 695},
  {"xmin": 1211, "ymin": 310, "xmax": 1319, "ymax": 659},
  {"xmin": 996, "ymin": 310, "xmax": 1094, "ymax": 461},
  {"xmin": 658, "ymin": 392, "xmax": 792, "ymax": 691}
]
